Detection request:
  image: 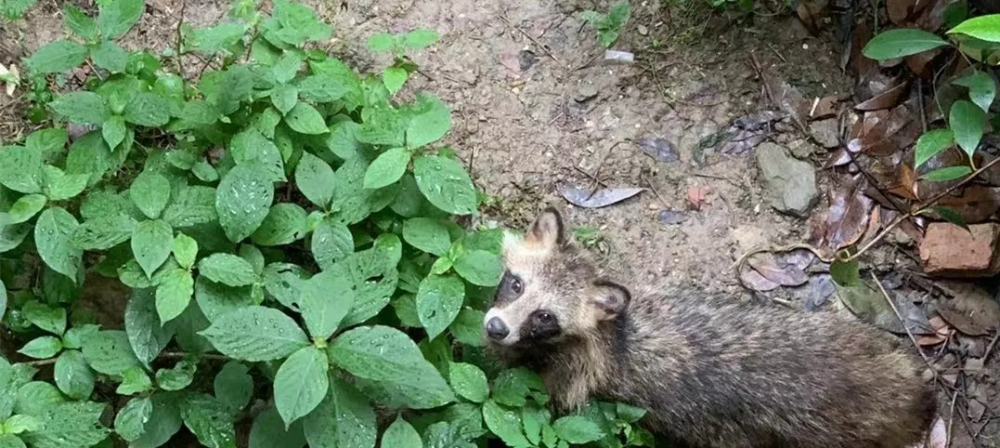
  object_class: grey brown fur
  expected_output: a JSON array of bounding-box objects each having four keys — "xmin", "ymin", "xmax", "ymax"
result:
[{"xmin": 483, "ymin": 207, "xmax": 935, "ymax": 448}]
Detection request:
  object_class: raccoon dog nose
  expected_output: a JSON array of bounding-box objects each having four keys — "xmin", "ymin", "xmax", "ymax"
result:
[{"xmin": 486, "ymin": 317, "xmax": 510, "ymax": 340}]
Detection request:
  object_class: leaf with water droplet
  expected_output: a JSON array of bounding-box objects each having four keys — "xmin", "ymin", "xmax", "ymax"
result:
[
  {"xmin": 117, "ymin": 366, "xmax": 153, "ymax": 395},
  {"xmin": 381, "ymin": 415, "xmax": 422, "ymax": 448},
  {"xmin": 215, "ymin": 361, "xmax": 253, "ymax": 413},
  {"xmin": 125, "ymin": 287, "xmax": 175, "ymax": 368},
  {"xmin": 198, "ymin": 253, "xmax": 259, "ymax": 287},
  {"xmin": 17, "ymin": 336, "xmax": 63, "ymax": 359},
  {"xmin": 199, "ymin": 306, "xmax": 309, "ymax": 362},
  {"xmin": 363, "ymin": 147, "xmax": 411, "ymax": 189},
  {"xmin": 285, "ymin": 102, "xmax": 328, "ymax": 135},
  {"xmin": 128, "ymin": 392, "xmax": 184, "ymax": 448},
  {"xmin": 299, "ymin": 269, "xmax": 354, "ymax": 341},
  {"xmin": 130, "ymin": 170, "xmax": 172, "ymax": 219},
  {"xmin": 310, "ymin": 218, "xmax": 354, "ymax": 271},
  {"xmin": 402, "ymin": 217, "xmax": 451, "ymax": 257},
  {"xmin": 71, "ymin": 214, "xmax": 138, "ymax": 251},
  {"xmin": 448, "ymin": 362, "xmax": 489, "ymax": 403},
  {"xmin": 328, "ymin": 325, "xmax": 455, "ymax": 409},
  {"xmin": 81, "ymin": 330, "xmax": 143, "ymax": 376},
  {"xmin": 155, "ymin": 359, "xmax": 196, "ymax": 391},
  {"xmin": 412, "ymin": 155, "xmax": 477, "ymax": 215},
  {"xmin": 417, "ymin": 274, "xmax": 465, "ymax": 340},
  {"xmin": 114, "ymin": 396, "xmax": 152, "ymax": 442},
  {"xmin": 274, "ymin": 346, "xmax": 329, "ymax": 428},
  {"xmin": 251, "ymin": 203, "xmax": 308, "ymax": 247},
  {"xmin": 216, "ymin": 161, "xmax": 275, "ymax": 243},
  {"xmin": 294, "ymin": 152, "xmax": 335, "ymax": 209},
  {"xmin": 4, "ymin": 194, "xmax": 47, "ymax": 225},
  {"xmin": 303, "ymin": 377, "xmax": 377, "ymax": 448},
  {"xmin": 230, "ymin": 128, "xmax": 287, "ymax": 183},
  {"xmin": 34, "ymin": 207, "xmax": 82, "ymax": 283},
  {"xmin": 131, "ymin": 219, "xmax": 174, "ymax": 279},
  {"xmin": 248, "ymin": 406, "xmax": 307, "ymax": 448},
  {"xmin": 180, "ymin": 393, "xmax": 237, "ymax": 448},
  {"xmin": 173, "ymin": 233, "xmax": 199, "ymax": 270},
  {"xmin": 19, "ymin": 401, "xmax": 111, "ymax": 448},
  {"xmin": 482, "ymin": 399, "xmax": 532, "ymax": 448},
  {"xmin": 53, "ymin": 350, "xmax": 94, "ymax": 400},
  {"xmin": 22, "ymin": 301, "xmax": 67, "ymax": 336},
  {"xmin": 452, "ymin": 250, "xmax": 503, "ymax": 287},
  {"xmin": 155, "ymin": 268, "xmax": 195, "ymax": 325},
  {"xmin": 405, "ymin": 93, "xmax": 451, "ymax": 148}
]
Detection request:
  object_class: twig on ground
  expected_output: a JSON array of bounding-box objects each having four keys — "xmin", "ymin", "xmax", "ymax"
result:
[{"xmin": 500, "ymin": 12, "xmax": 562, "ymax": 65}]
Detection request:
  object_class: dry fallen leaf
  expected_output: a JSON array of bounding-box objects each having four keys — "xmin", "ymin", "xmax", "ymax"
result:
[
  {"xmin": 823, "ymin": 177, "xmax": 874, "ymax": 251},
  {"xmin": 855, "ymin": 80, "xmax": 910, "ymax": 111},
  {"xmin": 914, "ymin": 315, "xmax": 950, "ymax": 346},
  {"xmin": 935, "ymin": 281, "xmax": 1000, "ymax": 336},
  {"xmin": 687, "ymin": 186, "xmax": 710, "ymax": 210},
  {"xmin": 888, "ymin": 0, "xmax": 918, "ymax": 24},
  {"xmin": 932, "ymin": 186, "xmax": 1000, "ymax": 224},
  {"xmin": 740, "ymin": 268, "xmax": 780, "ymax": 292},
  {"xmin": 557, "ymin": 184, "xmax": 644, "ymax": 208}
]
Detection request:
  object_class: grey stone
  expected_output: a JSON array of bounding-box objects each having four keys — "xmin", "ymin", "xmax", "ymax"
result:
[
  {"xmin": 809, "ymin": 118, "xmax": 840, "ymax": 148},
  {"xmin": 575, "ymin": 84, "xmax": 599, "ymax": 103},
  {"xmin": 755, "ymin": 142, "xmax": 819, "ymax": 217}
]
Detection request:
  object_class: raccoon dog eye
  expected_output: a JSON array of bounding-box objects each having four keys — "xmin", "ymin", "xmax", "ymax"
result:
[
  {"xmin": 536, "ymin": 311, "xmax": 553, "ymax": 324},
  {"xmin": 511, "ymin": 277, "xmax": 523, "ymax": 294}
]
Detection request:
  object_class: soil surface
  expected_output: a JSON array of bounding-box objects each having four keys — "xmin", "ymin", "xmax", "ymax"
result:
[{"xmin": 1, "ymin": 0, "xmax": 998, "ymax": 446}]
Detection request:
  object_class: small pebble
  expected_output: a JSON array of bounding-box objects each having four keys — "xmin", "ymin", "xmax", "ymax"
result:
[{"xmin": 602, "ymin": 50, "xmax": 635, "ymax": 66}]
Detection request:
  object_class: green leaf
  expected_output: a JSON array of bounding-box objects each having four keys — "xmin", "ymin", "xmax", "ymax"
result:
[
  {"xmin": 129, "ymin": 393, "xmax": 183, "ymax": 448},
  {"xmin": 251, "ymin": 203, "xmax": 308, "ymax": 246},
  {"xmin": 189, "ymin": 23, "xmax": 247, "ymax": 54},
  {"xmin": 96, "ymin": 0, "xmax": 145, "ymax": 40},
  {"xmin": 382, "ymin": 67, "xmax": 408, "ymax": 95},
  {"xmin": 0, "ymin": 146, "xmax": 43, "ymax": 194},
  {"xmin": 861, "ymin": 28, "xmax": 950, "ymax": 60},
  {"xmin": 53, "ymin": 350, "xmax": 94, "ymax": 400},
  {"xmin": 367, "ymin": 33, "xmax": 395, "ymax": 52},
  {"xmin": 449, "ymin": 307, "xmax": 484, "ymax": 347},
  {"xmin": 328, "ymin": 325, "xmax": 456, "ymax": 408},
  {"xmin": 63, "ymin": 5, "xmax": 97, "ymax": 40},
  {"xmin": 482, "ymin": 400, "xmax": 531, "ymax": 447},
  {"xmin": 81, "ymin": 330, "xmax": 142, "ymax": 376},
  {"xmin": 132, "ymin": 219, "xmax": 174, "ymax": 278},
  {"xmin": 125, "ymin": 287, "xmax": 175, "ymax": 367},
  {"xmin": 299, "ymin": 269, "xmax": 354, "ymax": 340},
  {"xmin": 416, "ymin": 274, "xmax": 465, "ymax": 340},
  {"xmin": 933, "ymin": 206, "xmax": 970, "ymax": 230},
  {"xmin": 155, "ymin": 360, "xmax": 195, "ymax": 391},
  {"xmin": 25, "ymin": 40, "xmax": 88, "ymax": 75},
  {"xmin": 406, "ymin": 93, "xmax": 451, "ymax": 148},
  {"xmin": 363, "ymin": 147, "xmax": 411, "ymax": 189},
  {"xmin": 164, "ymin": 185, "xmax": 218, "ymax": 228},
  {"xmin": 124, "ymin": 92, "xmax": 171, "ymax": 127},
  {"xmin": 947, "ymin": 14, "xmax": 1000, "ymax": 43},
  {"xmin": 18, "ymin": 336, "xmax": 62, "ymax": 359},
  {"xmin": 42, "ymin": 166, "xmax": 89, "ymax": 201},
  {"xmin": 102, "ymin": 115, "xmax": 127, "ymax": 149},
  {"xmin": 402, "ymin": 218, "xmax": 451, "ymax": 256},
  {"xmin": 922, "ymin": 166, "xmax": 972, "ymax": 182},
  {"xmin": 1, "ymin": 0, "xmax": 35, "ymax": 20},
  {"xmin": 130, "ymin": 170, "xmax": 172, "ymax": 219},
  {"xmin": 950, "ymin": 100, "xmax": 986, "ymax": 158},
  {"xmin": 114, "ymin": 396, "xmax": 152, "ymax": 442},
  {"xmin": 20, "ymin": 401, "xmax": 110, "ymax": 448},
  {"xmin": 117, "ymin": 366, "xmax": 153, "ymax": 395},
  {"xmin": 914, "ymin": 129, "xmax": 955, "ymax": 168},
  {"xmin": 216, "ymin": 162, "xmax": 275, "ymax": 243},
  {"xmin": 91, "ymin": 41, "xmax": 127, "ymax": 73},
  {"xmin": 199, "ymin": 306, "xmax": 310, "ymax": 361},
  {"xmin": 383, "ymin": 416, "xmax": 422, "ymax": 448},
  {"xmin": 274, "ymin": 346, "xmax": 329, "ymax": 428},
  {"xmin": 285, "ymin": 102, "xmax": 328, "ymax": 135},
  {"xmin": 3, "ymin": 415, "xmax": 41, "ymax": 435},
  {"xmin": 62, "ymin": 325, "xmax": 99, "ymax": 350},
  {"xmin": 195, "ymin": 276, "xmax": 254, "ymax": 323},
  {"xmin": 271, "ymin": 85, "xmax": 299, "ymax": 115},
  {"xmin": 294, "ymin": 152, "xmax": 335, "ymax": 209},
  {"xmin": 249, "ymin": 406, "xmax": 307, "ymax": 448},
  {"xmin": 448, "ymin": 362, "xmax": 488, "ymax": 403},
  {"xmin": 22, "ymin": 301, "xmax": 66, "ymax": 336},
  {"xmin": 453, "ymin": 250, "xmax": 503, "ymax": 286},
  {"xmin": 230, "ymin": 129, "xmax": 286, "ymax": 182},
  {"xmin": 215, "ymin": 361, "xmax": 253, "ymax": 412},
  {"xmin": 402, "ymin": 29, "xmax": 439, "ymax": 49},
  {"xmin": 72, "ymin": 215, "xmax": 137, "ymax": 250},
  {"xmin": 180, "ymin": 394, "xmax": 236, "ymax": 448},
  {"xmin": 262, "ymin": 263, "xmax": 310, "ymax": 311},
  {"xmin": 553, "ymin": 415, "xmax": 604, "ymax": 444},
  {"xmin": 15, "ymin": 382, "xmax": 66, "ymax": 417},
  {"xmin": 35, "ymin": 207, "xmax": 82, "ymax": 282},
  {"xmin": 272, "ymin": 53, "xmax": 303, "ymax": 83},
  {"xmin": 156, "ymin": 268, "xmax": 194, "ymax": 324},
  {"xmin": 173, "ymin": 233, "xmax": 198, "ymax": 270},
  {"xmin": 4, "ymin": 194, "xmax": 47, "ymax": 225},
  {"xmin": 413, "ymin": 155, "xmax": 477, "ymax": 215},
  {"xmin": 829, "ymin": 257, "xmax": 860, "ymax": 287},
  {"xmin": 310, "ymin": 219, "xmax": 354, "ymax": 270},
  {"xmin": 296, "ymin": 74, "xmax": 349, "ymax": 103},
  {"xmin": 954, "ymin": 70, "xmax": 997, "ymax": 113},
  {"xmin": 198, "ymin": 253, "xmax": 258, "ymax": 287},
  {"xmin": 302, "ymin": 378, "xmax": 377, "ymax": 448},
  {"xmin": 50, "ymin": 92, "xmax": 109, "ymax": 126}
]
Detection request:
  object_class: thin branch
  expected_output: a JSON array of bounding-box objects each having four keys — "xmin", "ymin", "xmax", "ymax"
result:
[{"xmin": 25, "ymin": 351, "xmax": 230, "ymax": 368}]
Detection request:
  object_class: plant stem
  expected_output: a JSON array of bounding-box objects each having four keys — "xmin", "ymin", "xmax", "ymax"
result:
[{"xmin": 24, "ymin": 351, "xmax": 231, "ymax": 367}]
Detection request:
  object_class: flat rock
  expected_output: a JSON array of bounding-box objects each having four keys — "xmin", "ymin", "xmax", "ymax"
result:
[
  {"xmin": 920, "ymin": 223, "xmax": 1000, "ymax": 277},
  {"xmin": 809, "ymin": 118, "xmax": 840, "ymax": 148},
  {"xmin": 755, "ymin": 142, "xmax": 819, "ymax": 217}
]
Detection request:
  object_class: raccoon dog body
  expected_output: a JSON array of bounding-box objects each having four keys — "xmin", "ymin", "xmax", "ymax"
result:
[{"xmin": 483, "ymin": 208, "xmax": 935, "ymax": 448}]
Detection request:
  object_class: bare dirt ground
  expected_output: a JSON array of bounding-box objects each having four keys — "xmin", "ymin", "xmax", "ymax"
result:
[{"xmin": 2, "ymin": 0, "xmax": 999, "ymax": 446}]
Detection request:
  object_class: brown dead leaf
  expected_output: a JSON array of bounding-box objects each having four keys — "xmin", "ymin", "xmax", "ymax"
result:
[
  {"xmin": 888, "ymin": 0, "xmax": 918, "ymax": 24},
  {"xmin": 795, "ymin": 0, "xmax": 829, "ymax": 34},
  {"xmin": 933, "ymin": 186, "xmax": 1000, "ymax": 224},
  {"xmin": 892, "ymin": 163, "xmax": 920, "ymax": 200},
  {"xmin": 935, "ymin": 281, "xmax": 1000, "ymax": 336},
  {"xmin": 856, "ymin": 81, "xmax": 910, "ymax": 112},
  {"xmin": 741, "ymin": 250, "xmax": 815, "ymax": 292},
  {"xmin": 823, "ymin": 177, "xmax": 875, "ymax": 250},
  {"xmin": 850, "ymin": 24, "xmax": 876, "ymax": 78},
  {"xmin": 810, "ymin": 95, "xmax": 839, "ymax": 120},
  {"xmin": 926, "ymin": 417, "xmax": 947, "ymax": 448},
  {"xmin": 687, "ymin": 186, "xmax": 710, "ymax": 210},
  {"xmin": 859, "ymin": 206, "xmax": 882, "ymax": 247},
  {"xmin": 915, "ymin": 315, "xmax": 950, "ymax": 345},
  {"xmin": 905, "ymin": 48, "xmax": 943, "ymax": 80},
  {"xmin": 740, "ymin": 268, "xmax": 780, "ymax": 292},
  {"xmin": 499, "ymin": 52, "xmax": 522, "ymax": 78},
  {"xmin": 823, "ymin": 148, "xmax": 854, "ymax": 168}
]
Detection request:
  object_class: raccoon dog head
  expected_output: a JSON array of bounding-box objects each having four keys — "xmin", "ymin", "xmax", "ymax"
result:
[{"xmin": 483, "ymin": 207, "xmax": 631, "ymax": 348}]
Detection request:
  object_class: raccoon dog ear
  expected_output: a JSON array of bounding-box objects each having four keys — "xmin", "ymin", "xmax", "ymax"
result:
[
  {"xmin": 526, "ymin": 206, "xmax": 565, "ymax": 249},
  {"xmin": 590, "ymin": 279, "xmax": 630, "ymax": 320}
]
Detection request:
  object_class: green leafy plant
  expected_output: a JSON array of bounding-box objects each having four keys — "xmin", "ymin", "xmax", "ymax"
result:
[
  {"xmin": 862, "ymin": 15, "xmax": 999, "ymax": 187},
  {"xmin": 0, "ymin": 0, "xmax": 651, "ymax": 446},
  {"xmin": 579, "ymin": 2, "xmax": 632, "ymax": 48},
  {"xmin": 366, "ymin": 29, "xmax": 440, "ymax": 95},
  {"xmin": 1, "ymin": 0, "xmax": 37, "ymax": 21}
]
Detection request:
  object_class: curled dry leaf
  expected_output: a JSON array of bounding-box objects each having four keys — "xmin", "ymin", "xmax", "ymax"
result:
[
  {"xmin": 822, "ymin": 177, "xmax": 874, "ymax": 251},
  {"xmin": 740, "ymin": 249, "xmax": 816, "ymax": 292},
  {"xmin": 714, "ymin": 111, "xmax": 785, "ymax": 155},
  {"xmin": 905, "ymin": 48, "xmax": 942, "ymax": 80},
  {"xmin": 740, "ymin": 268, "xmax": 780, "ymax": 292},
  {"xmin": 557, "ymin": 184, "xmax": 644, "ymax": 208},
  {"xmin": 914, "ymin": 315, "xmax": 950, "ymax": 345},
  {"xmin": 810, "ymin": 95, "xmax": 839, "ymax": 120},
  {"xmin": 802, "ymin": 273, "xmax": 837, "ymax": 311},
  {"xmin": 855, "ymin": 80, "xmax": 910, "ymax": 111},
  {"xmin": 934, "ymin": 280, "xmax": 1000, "ymax": 336},
  {"xmin": 636, "ymin": 137, "xmax": 680, "ymax": 164},
  {"xmin": 932, "ymin": 186, "xmax": 1000, "ymax": 224}
]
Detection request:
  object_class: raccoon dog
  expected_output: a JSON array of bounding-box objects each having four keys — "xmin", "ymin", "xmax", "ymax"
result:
[{"xmin": 483, "ymin": 207, "xmax": 935, "ymax": 448}]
